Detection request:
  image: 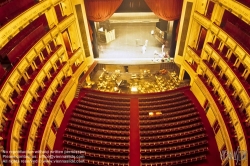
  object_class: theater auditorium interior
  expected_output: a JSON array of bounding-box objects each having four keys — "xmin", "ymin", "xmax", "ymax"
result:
[{"xmin": 0, "ymin": 0, "xmax": 250, "ymax": 166}]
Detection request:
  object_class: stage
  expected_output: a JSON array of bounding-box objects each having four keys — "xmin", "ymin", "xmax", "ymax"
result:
[{"xmin": 96, "ymin": 22, "xmax": 173, "ymax": 63}]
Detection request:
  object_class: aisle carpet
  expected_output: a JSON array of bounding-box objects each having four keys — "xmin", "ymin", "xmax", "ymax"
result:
[{"xmin": 129, "ymin": 98, "xmax": 141, "ymax": 166}]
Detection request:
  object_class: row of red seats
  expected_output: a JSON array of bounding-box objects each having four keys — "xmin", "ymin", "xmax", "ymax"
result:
[
  {"xmin": 63, "ymin": 142, "xmax": 129, "ymax": 165},
  {"xmin": 71, "ymin": 112, "xmax": 129, "ymax": 125},
  {"xmin": 76, "ymin": 104, "xmax": 130, "ymax": 115},
  {"xmin": 141, "ymin": 146, "xmax": 208, "ymax": 161},
  {"xmin": 63, "ymin": 147, "xmax": 129, "ymax": 166},
  {"xmin": 85, "ymin": 92, "xmax": 130, "ymax": 102},
  {"xmin": 84, "ymin": 152, "xmax": 129, "ymax": 161},
  {"xmin": 0, "ymin": 24, "xmax": 36, "ymax": 57},
  {"xmin": 74, "ymin": 108, "xmax": 130, "ymax": 120},
  {"xmin": 139, "ymin": 99, "xmax": 192, "ymax": 110},
  {"xmin": 237, "ymin": 0, "xmax": 250, "ymax": 7},
  {"xmin": 138, "ymin": 90, "xmax": 208, "ymax": 165},
  {"xmin": 78, "ymin": 100, "xmax": 130, "ymax": 111},
  {"xmin": 140, "ymin": 133, "xmax": 207, "ymax": 148},
  {"xmin": 139, "ymin": 103, "xmax": 195, "ymax": 114},
  {"xmin": 0, "ymin": 0, "xmax": 37, "ymax": 26},
  {"xmin": 140, "ymin": 107, "xmax": 196, "ymax": 120},
  {"xmin": 67, "ymin": 123, "xmax": 129, "ymax": 136},
  {"xmin": 139, "ymin": 95, "xmax": 187, "ymax": 106},
  {"xmin": 64, "ymin": 134, "xmax": 129, "ymax": 148},
  {"xmin": 140, "ymin": 127, "xmax": 205, "ymax": 141},
  {"xmin": 65, "ymin": 128, "xmax": 129, "ymax": 142},
  {"xmin": 0, "ymin": 13, "xmax": 47, "ymax": 56},
  {"xmin": 141, "ymin": 154, "xmax": 206, "ymax": 166},
  {"xmin": 140, "ymin": 116, "xmax": 201, "ymax": 128},
  {"xmin": 63, "ymin": 140, "xmax": 129, "ymax": 154},
  {"xmin": 140, "ymin": 122, "xmax": 203, "ymax": 136},
  {"xmin": 82, "ymin": 96, "xmax": 130, "ymax": 106},
  {"xmin": 0, "ymin": 0, "xmax": 11, "ymax": 7},
  {"xmin": 138, "ymin": 92, "xmax": 184, "ymax": 102},
  {"xmin": 83, "ymin": 158, "xmax": 129, "ymax": 166},
  {"xmin": 140, "ymin": 112, "xmax": 199, "ymax": 127},
  {"xmin": 69, "ymin": 117, "xmax": 129, "ymax": 131},
  {"xmin": 223, "ymin": 20, "xmax": 250, "ymax": 53},
  {"xmin": 7, "ymin": 25, "xmax": 47, "ymax": 65},
  {"xmin": 140, "ymin": 140, "xmax": 208, "ymax": 154}
]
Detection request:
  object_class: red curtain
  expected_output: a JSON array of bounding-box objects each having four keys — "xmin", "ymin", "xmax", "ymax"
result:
[
  {"xmin": 88, "ymin": 21, "xmax": 93, "ymax": 41},
  {"xmin": 144, "ymin": 0, "xmax": 183, "ymax": 21},
  {"xmin": 84, "ymin": 0, "xmax": 123, "ymax": 22},
  {"xmin": 84, "ymin": 0, "xmax": 122, "ymax": 41}
]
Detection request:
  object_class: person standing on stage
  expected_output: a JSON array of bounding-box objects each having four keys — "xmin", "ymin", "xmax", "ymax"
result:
[{"xmin": 142, "ymin": 45, "xmax": 146, "ymax": 54}]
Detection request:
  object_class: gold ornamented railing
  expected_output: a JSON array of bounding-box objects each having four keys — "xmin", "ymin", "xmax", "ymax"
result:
[
  {"xmin": 219, "ymin": 0, "xmax": 250, "ymax": 24},
  {"xmin": 58, "ymin": 14, "xmax": 75, "ymax": 32},
  {"xmin": 37, "ymin": 62, "xmax": 87, "ymax": 166},
  {"xmin": 195, "ymin": 77, "xmax": 235, "ymax": 166},
  {"xmin": 0, "ymin": 0, "xmax": 51, "ymax": 48}
]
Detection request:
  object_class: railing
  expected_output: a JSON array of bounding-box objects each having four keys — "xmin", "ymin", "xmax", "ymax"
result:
[
  {"xmin": 201, "ymin": 59, "xmax": 249, "ymax": 165},
  {"xmin": 218, "ymin": 0, "xmax": 250, "ymax": 24},
  {"xmin": 37, "ymin": 63, "xmax": 86, "ymax": 166},
  {"xmin": 0, "ymin": 0, "xmax": 51, "ymax": 48},
  {"xmin": 0, "ymin": 26, "xmax": 60, "ymax": 113},
  {"xmin": 195, "ymin": 76, "xmax": 235, "ymax": 166}
]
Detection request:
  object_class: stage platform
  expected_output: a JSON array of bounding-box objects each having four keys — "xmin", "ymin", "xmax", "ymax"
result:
[{"xmin": 96, "ymin": 57, "xmax": 174, "ymax": 65}]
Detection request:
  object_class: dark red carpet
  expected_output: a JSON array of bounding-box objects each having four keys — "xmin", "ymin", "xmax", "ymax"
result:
[
  {"xmin": 184, "ymin": 90, "xmax": 221, "ymax": 166},
  {"xmin": 129, "ymin": 98, "xmax": 141, "ymax": 166}
]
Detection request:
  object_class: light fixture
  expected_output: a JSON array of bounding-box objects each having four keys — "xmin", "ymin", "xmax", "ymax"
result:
[{"xmin": 131, "ymin": 86, "xmax": 138, "ymax": 92}]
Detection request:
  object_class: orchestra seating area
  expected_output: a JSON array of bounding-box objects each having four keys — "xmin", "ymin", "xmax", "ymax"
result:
[
  {"xmin": 63, "ymin": 92, "xmax": 131, "ymax": 166},
  {"xmin": 57, "ymin": 87, "xmax": 220, "ymax": 166},
  {"xmin": 139, "ymin": 92, "xmax": 208, "ymax": 166}
]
